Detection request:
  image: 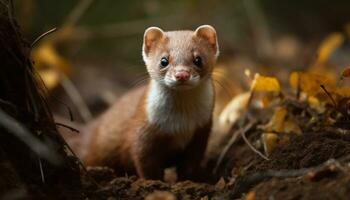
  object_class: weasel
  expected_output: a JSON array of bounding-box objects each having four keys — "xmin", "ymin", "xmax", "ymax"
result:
[{"xmin": 83, "ymin": 25, "xmax": 219, "ymax": 180}]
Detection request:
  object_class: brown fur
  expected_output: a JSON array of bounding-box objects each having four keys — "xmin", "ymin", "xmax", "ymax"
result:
[{"xmin": 83, "ymin": 25, "xmax": 219, "ymax": 180}]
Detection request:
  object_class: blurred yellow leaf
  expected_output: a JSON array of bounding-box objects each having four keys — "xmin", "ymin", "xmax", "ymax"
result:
[
  {"xmin": 262, "ymin": 132, "xmax": 292, "ymax": 155},
  {"xmin": 335, "ymin": 87, "xmax": 350, "ymax": 98},
  {"xmin": 283, "ymin": 118, "xmax": 302, "ymax": 134},
  {"xmin": 38, "ymin": 70, "xmax": 60, "ymax": 90},
  {"xmin": 251, "ymin": 73, "xmax": 280, "ymax": 93},
  {"xmin": 261, "ymin": 133, "xmax": 278, "ymax": 156},
  {"xmin": 308, "ymin": 95, "xmax": 326, "ymax": 113},
  {"xmin": 263, "ymin": 107, "xmax": 301, "ymax": 134},
  {"xmin": 32, "ymin": 42, "xmax": 72, "ymax": 90},
  {"xmin": 289, "ymin": 72, "xmax": 299, "ymax": 89},
  {"xmin": 32, "ymin": 42, "xmax": 71, "ymax": 75},
  {"xmin": 314, "ymin": 32, "xmax": 344, "ymax": 66},
  {"xmin": 217, "ymin": 92, "xmax": 251, "ymax": 133},
  {"xmin": 264, "ymin": 107, "xmax": 287, "ymax": 132},
  {"xmin": 244, "ymin": 191, "xmax": 256, "ymax": 200},
  {"xmin": 244, "ymin": 68, "xmax": 251, "ymax": 78},
  {"xmin": 289, "ymin": 72, "xmax": 336, "ymax": 96}
]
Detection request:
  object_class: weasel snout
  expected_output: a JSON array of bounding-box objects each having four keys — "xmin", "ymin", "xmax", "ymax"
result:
[{"xmin": 175, "ymin": 70, "xmax": 190, "ymax": 82}]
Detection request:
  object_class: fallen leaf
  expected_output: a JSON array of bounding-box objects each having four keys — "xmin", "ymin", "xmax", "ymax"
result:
[
  {"xmin": 308, "ymin": 96, "xmax": 326, "ymax": 113},
  {"xmin": 245, "ymin": 191, "xmax": 256, "ymax": 200},
  {"xmin": 251, "ymin": 73, "xmax": 281, "ymax": 93},
  {"xmin": 261, "ymin": 133, "xmax": 278, "ymax": 156},
  {"xmin": 283, "ymin": 118, "xmax": 302, "ymax": 135},
  {"xmin": 32, "ymin": 42, "xmax": 72, "ymax": 90},
  {"xmin": 289, "ymin": 72, "xmax": 336, "ymax": 96},
  {"xmin": 145, "ymin": 191, "xmax": 177, "ymax": 200},
  {"xmin": 32, "ymin": 42, "xmax": 71, "ymax": 74},
  {"xmin": 263, "ymin": 107, "xmax": 287, "ymax": 132},
  {"xmin": 341, "ymin": 67, "xmax": 350, "ymax": 78},
  {"xmin": 38, "ymin": 69, "xmax": 60, "ymax": 90},
  {"xmin": 215, "ymin": 177, "xmax": 226, "ymax": 190},
  {"xmin": 164, "ymin": 167, "xmax": 177, "ymax": 184},
  {"xmin": 314, "ymin": 32, "xmax": 344, "ymax": 66},
  {"xmin": 217, "ymin": 92, "xmax": 251, "ymax": 134},
  {"xmin": 200, "ymin": 196, "xmax": 209, "ymax": 200}
]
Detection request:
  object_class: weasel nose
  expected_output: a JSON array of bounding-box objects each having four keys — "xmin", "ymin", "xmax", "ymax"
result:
[{"xmin": 175, "ymin": 71, "xmax": 190, "ymax": 81}]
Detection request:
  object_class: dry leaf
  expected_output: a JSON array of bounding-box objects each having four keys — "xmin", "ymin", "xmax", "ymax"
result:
[
  {"xmin": 289, "ymin": 72, "xmax": 336, "ymax": 96},
  {"xmin": 200, "ymin": 196, "xmax": 209, "ymax": 200},
  {"xmin": 283, "ymin": 118, "xmax": 302, "ymax": 135},
  {"xmin": 265, "ymin": 106, "xmax": 301, "ymax": 134},
  {"xmin": 145, "ymin": 191, "xmax": 177, "ymax": 200},
  {"xmin": 215, "ymin": 177, "xmax": 226, "ymax": 190},
  {"xmin": 263, "ymin": 107, "xmax": 287, "ymax": 132},
  {"xmin": 308, "ymin": 96, "xmax": 326, "ymax": 113},
  {"xmin": 335, "ymin": 87, "xmax": 350, "ymax": 98},
  {"xmin": 244, "ymin": 191, "xmax": 256, "ymax": 200},
  {"xmin": 38, "ymin": 69, "xmax": 60, "ymax": 90},
  {"xmin": 314, "ymin": 32, "xmax": 344, "ymax": 66},
  {"xmin": 341, "ymin": 67, "xmax": 350, "ymax": 78},
  {"xmin": 251, "ymin": 73, "xmax": 281, "ymax": 93},
  {"xmin": 163, "ymin": 167, "xmax": 177, "ymax": 184},
  {"xmin": 245, "ymin": 68, "xmax": 251, "ymax": 78},
  {"xmin": 262, "ymin": 133, "xmax": 278, "ymax": 156},
  {"xmin": 32, "ymin": 42, "xmax": 72, "ymax": 90},
  {"xmin": 217, "ymin": 92, "xmax": 251, "ymax": 133},
  {"xmin": 212, "ymin": 64, "xmax": 241, "ymax": 118}
]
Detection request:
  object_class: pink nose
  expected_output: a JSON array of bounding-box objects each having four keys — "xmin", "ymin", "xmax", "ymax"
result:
[{"xmin": 175, "ymin": 71, "xmax": 190, "ymax": 81}]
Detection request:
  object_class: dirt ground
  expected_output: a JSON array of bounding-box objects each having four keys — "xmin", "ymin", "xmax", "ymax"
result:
[{"xmin": 70, "ymin": 96, "xmax": 350, "ymax": 200}]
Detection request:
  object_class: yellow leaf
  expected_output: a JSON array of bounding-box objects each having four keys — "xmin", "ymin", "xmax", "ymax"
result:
[
  {"xmin": 217, "ymin": 92, "xmax": 251, "ymax": 133},
  {"xmin": 289, "ymin": 72, "xmax": 299, "ymax": 90},
  {"xmin": 314, "ymin": 32, "xmax": 344, "ymax": 66},
  {"xmin": 308, "ymin": 96, "xmax": 326, "ymax": 113},
  {"xmin": 263, "ymin": 107, "xmax": 301, "ymax": 135},
  {"xmin": 262, "ymin": 133, "xmax": 278, "ymax": 156},
  {"xmin": 264, "ymin": 107, "xmax": 287, "ymax": 132},
  {"xmin": 289, "ymin": 72, "xmax": 336, "ymax": 96},
  {"xmin": 335, "ymin": 87, "xmax": 350, "ymax": 98},
  {"xmin": 32, "ymin": 42, "xmax": 71, "ymax": 75},
  {"xmin": 251, "ymin": 73, "xmax": 280, "ymax": 93},
  {"xmin": 38, "ymin": 70, "xmax": 60, "ymax": 90},
  {"xmin": 244, "ymin": 191, "xmax": 256, "ymax": 200},
  {"xmin": 283, "ymin": 119, "xmax": 302, "ymax": 135},
  {"xmin": 244, "ymin": 68, "xmax": 251, "ymax": 78}
]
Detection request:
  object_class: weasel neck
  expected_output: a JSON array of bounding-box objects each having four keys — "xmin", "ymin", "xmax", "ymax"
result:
[{"xmin": 145, "ymin": 78, "xmax": 214, "ymax": 135}]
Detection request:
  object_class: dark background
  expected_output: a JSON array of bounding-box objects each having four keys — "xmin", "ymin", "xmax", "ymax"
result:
[{"xmin": 15, "ymin": 0, "xmax": 350, "ymax": 121}]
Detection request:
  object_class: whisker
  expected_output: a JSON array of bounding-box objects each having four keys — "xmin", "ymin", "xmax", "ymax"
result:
[
  {"xmin": 212, "ymin": 78, "xmax": 236, "ymax": 99},
  {"xmin": 130, "ymin": 76, "xmax": 150, "ymax": 88}
]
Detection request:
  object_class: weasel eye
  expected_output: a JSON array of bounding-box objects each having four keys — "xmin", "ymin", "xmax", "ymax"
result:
[
  {"xmin": 160, "ymin": 57, "xmax": 169, "ymax": 67},
  {"xmin": 193, "ymin": 56, "xmax": 202, "ymax": 67}
]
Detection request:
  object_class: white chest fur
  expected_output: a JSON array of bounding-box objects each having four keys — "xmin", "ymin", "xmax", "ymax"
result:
[{"xmin": 146, "ymin": 79, "xmax": 214, "ymax": 148}]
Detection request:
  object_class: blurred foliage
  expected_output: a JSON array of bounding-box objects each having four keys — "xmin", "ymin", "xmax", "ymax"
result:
[
  {"xmin": 15, "ymin": 0, "xmax": 350, "ymax": 73},
  {"xmin": 17, "ymin": 0, "xmax": 350, "ymax": 68}
]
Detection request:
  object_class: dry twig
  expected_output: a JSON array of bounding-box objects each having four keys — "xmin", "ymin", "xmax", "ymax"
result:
[
  {"xmin": 240, "ymin": 122, "xmax": 269, "ymax": 161},
  {"xmin": 214, "ymin": 121, "xmax": 256, "ymax": 174},
  {"xmin": 31, "ymin": 27, "xmax": 57, "ymax": 47},
  {"xmin": 230, "ymin": 157, "xmax": 350, "ymax": 198}
]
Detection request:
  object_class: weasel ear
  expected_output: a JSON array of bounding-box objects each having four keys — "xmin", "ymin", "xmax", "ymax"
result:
[
  {"xmin": 194, "ymin": 25, "xmax": 219, "ymax": 55},
  {"xmin": 143, "ymin": 27, "xmax": 164, "ymax": 56}
]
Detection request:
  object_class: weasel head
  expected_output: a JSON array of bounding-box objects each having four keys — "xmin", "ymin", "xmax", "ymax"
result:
[{"xmin": 142, "ymin": 25, "xmax": 219, "ymax": 90}]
